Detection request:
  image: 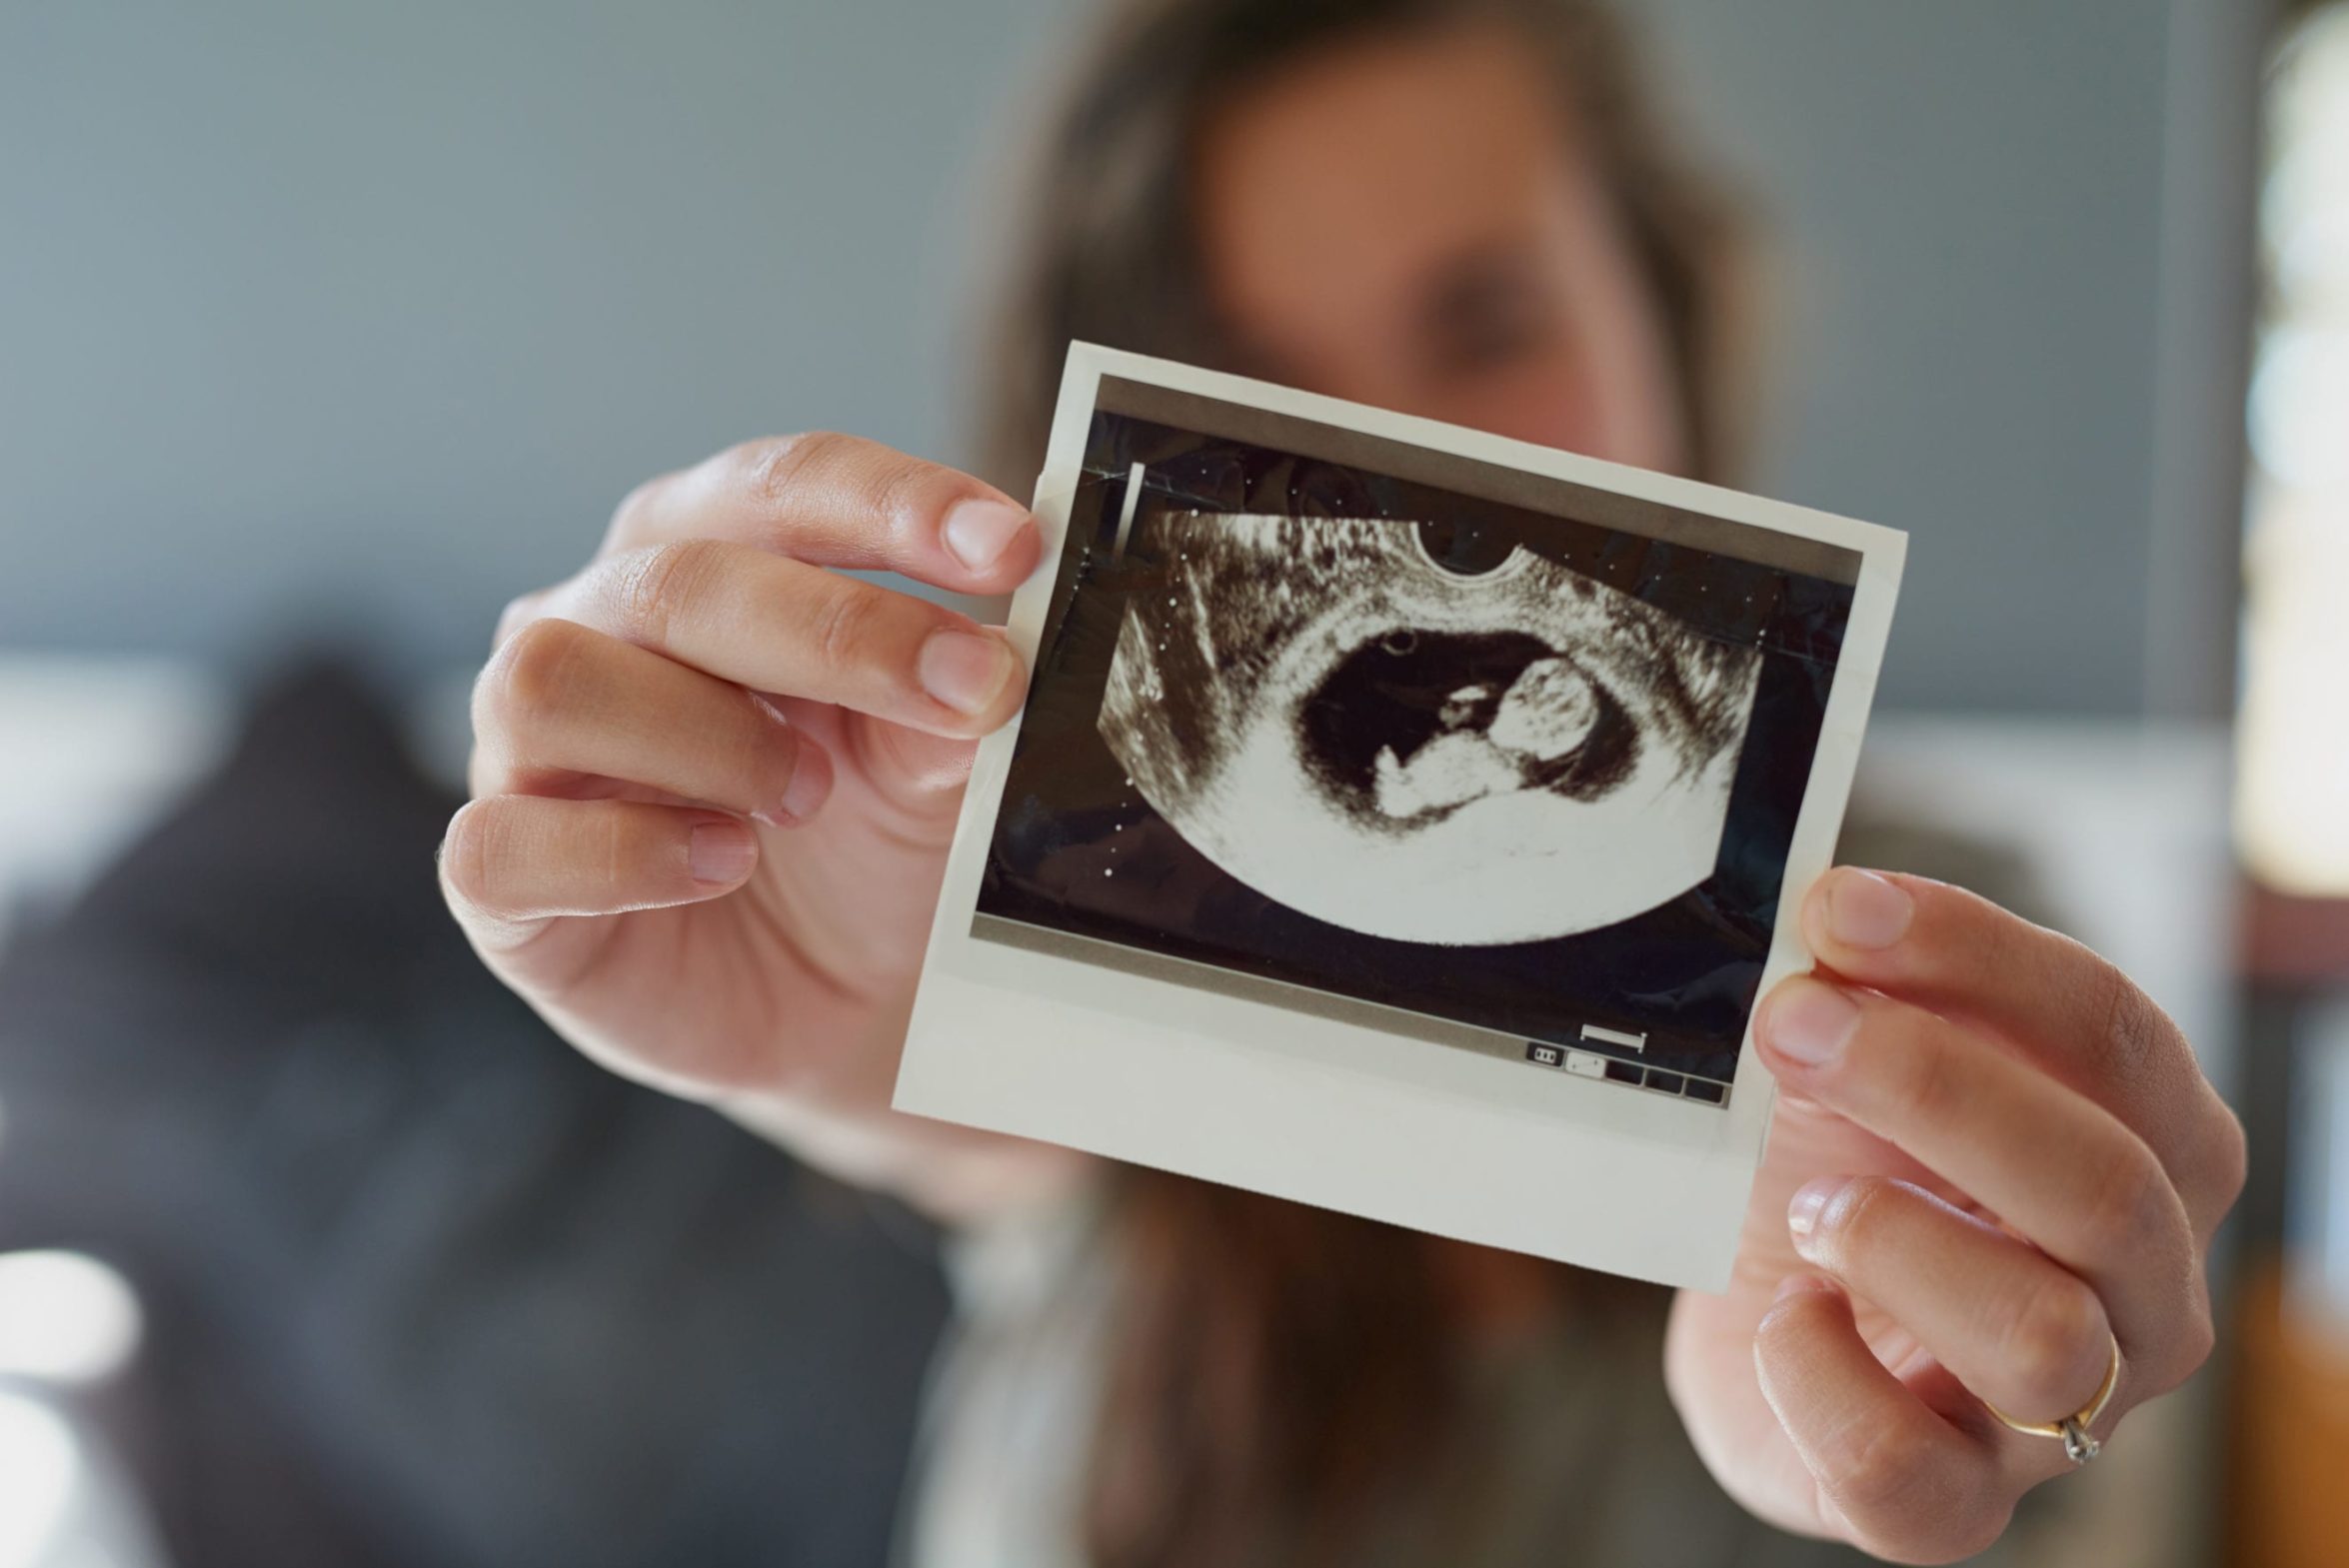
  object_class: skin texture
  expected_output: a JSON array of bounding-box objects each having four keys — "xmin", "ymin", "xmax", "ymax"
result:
[{"xmin": 442, "ymin": 21, "xmax": 2242, "ymax": 1563}]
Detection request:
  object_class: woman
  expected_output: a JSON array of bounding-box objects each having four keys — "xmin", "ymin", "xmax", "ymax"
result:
[{"xmin": 439, "ymin": 0, "xmax": 2244, "ymax": 1562}]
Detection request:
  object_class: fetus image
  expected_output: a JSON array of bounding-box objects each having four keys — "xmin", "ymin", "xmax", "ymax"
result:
[{"xmin": 1098, "ymin": 512, "xmax": 1761, "ymax": 945}]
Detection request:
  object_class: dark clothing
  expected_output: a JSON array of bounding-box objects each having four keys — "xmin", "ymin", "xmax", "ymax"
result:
[{"xmin": 0, "ymin": 663, "xmax": 951, "ymax": 1568}]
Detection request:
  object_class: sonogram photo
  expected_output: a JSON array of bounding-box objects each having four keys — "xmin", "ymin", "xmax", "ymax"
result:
[
  {"xmin": 975, "ymin": 378, "xmax": 1861, "ymax": 1101},
  {"xmin": 1098, "ymin": 511, "xmax": 1760, "ymax": 945}
]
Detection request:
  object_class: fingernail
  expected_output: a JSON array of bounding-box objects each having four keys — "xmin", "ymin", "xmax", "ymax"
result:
[
  {"xmin": 942, "ymin": 499, "xmax": 1032, "ymax": 572},
  {"xmin": 761, "ymin": 738, "xmax": 835, "ymax": 827},
  {"xmin": 919, "ymin": 628, "xmax": 1018, "ymax": 716},
  {"xmin": 1825, "ymin": 869, "xmax": 1913, "ymax": 949},
  {"xmin": 1787, "ymin": 1178, "xmax": 1843, "ymax": 1247},
  {"xmin": 1763, "ymin": 979, "xmax": 1861, "ymax": 1067},
  {"xmin": 689, "ymin": 821, "xmax": 759, "ymax": 883}
]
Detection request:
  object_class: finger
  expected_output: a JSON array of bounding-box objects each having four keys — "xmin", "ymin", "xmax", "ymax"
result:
[
  {"xmin": 1786, "ymin": 1175, "xmax": 2115, "ymax": 1428},
  {"xmin": 603, "ymin": 432, "xmax": 1043, "ymax": 594},
  {"xmin": 471, "ymin": 617, "xmax": 834, "ymax": 823},
  {"xmin": 1754, "ymin": 1277, "xmax": 2007, "ymax": 1564},
  {"xmin": 537, "ymin": 539, "xmax": 1028, "ymax": 739},
  {"xmin": 1800, "ymin": 868, "xmax": 2244, "ymax": 1232},
  {"xmin": 1756, "ymin": 977, "xmax": 2205, "ymax": 1386},
  {"xmin": 785, "ymin": 698, "xmax": 984, "ymax": 811},
  {"xmin": 439, "ymin": 794, "xmax": 758, "ymax": 947}
]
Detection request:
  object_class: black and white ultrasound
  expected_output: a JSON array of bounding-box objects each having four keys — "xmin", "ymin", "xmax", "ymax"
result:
[{"xmin": 977, "ymin": 408, "xmax": 1858, "ymax": 1106}]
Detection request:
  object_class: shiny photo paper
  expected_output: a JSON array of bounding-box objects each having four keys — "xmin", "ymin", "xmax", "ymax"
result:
[{"xmin": 897, "ymin": 344, "xmax": 1904, "ymax": 1290}]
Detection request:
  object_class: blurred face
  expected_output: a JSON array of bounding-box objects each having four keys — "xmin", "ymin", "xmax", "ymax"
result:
[{"xmin": 1193, "ymin": 20, "xmax": 1686, "ymax": 473}]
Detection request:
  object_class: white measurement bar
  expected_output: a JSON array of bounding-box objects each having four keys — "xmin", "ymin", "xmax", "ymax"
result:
[
  {"xmin": 1580, "ymin": 1023, "xmax": 1647, "ymax": 1053},
  {"xmin": 1111, "ymin": 461, "xmax": 1146, "ymax": 562}
]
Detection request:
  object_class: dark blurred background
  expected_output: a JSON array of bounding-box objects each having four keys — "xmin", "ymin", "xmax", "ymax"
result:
[{"xmin": 3, "ymin": 1, "xmax": 2345, "ymax": 1565}]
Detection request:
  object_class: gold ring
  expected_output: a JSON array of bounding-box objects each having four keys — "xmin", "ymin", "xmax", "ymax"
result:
[{"xmin": 1982, "ymin": 1331, "xmax": 2121, "ymax": 1464}]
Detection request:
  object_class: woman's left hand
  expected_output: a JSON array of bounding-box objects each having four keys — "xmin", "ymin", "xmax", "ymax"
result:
[{"xmin": 1664, "ymin": 867, "xmax": 2245, "ymax": 1563}]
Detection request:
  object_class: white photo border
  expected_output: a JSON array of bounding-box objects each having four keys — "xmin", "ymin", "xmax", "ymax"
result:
[{"xmin": 895, "ymin": 343, "xmax": 1905, "ymax": 1292}]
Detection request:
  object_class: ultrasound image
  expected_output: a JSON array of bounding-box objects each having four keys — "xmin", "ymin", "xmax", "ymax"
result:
[
  {"xmin": 1098, "ymin": 512, "xmax": 1759, "ymax": 944},
  {"xmin": 975, "ymin": 406, "xmax": 1856, "ymax": 1096}
]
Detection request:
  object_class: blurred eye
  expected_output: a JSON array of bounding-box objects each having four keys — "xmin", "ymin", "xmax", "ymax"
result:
[{"xmin": 1418, "ymin": 249, "xmax": 1558, "ymax": 378}]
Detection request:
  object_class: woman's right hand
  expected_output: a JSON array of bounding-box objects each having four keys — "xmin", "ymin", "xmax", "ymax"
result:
[{"xmin": 439, "ymin": 433, "xmax": 1082, "ymax": 1214}]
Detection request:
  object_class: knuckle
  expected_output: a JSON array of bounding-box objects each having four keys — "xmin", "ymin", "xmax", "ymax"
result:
[
  {"xmin": 744, "ymin": 431, "xmax": 936, "ymax": 556},
  {"xmin": 2082, "ymin": 1131, "xmax": 2173, "ymax": 1248},
  {"xmin": 741, "ymin": 430, "xmax": 858, "ymax": 507},
  {"xmin": 480, "ymin": 616, "xmax": 594, "ymax": 724},
  {"xmin": 2092, "ymin": 961, "xmax": 2169, "ymax": 1083},
  {"xmin": 863, "ymin": 449, "xmax": 944, "ymax": 537},
  {"xmin": 807, "ymin": 578, "xmax": 885, "ymax": 674},
  {"xmin": 610, "ymin": 539, "xmax": 723, "ymax": 647},
  {"xmin": 1887, "ymin": 1022, "xmax": 1961, "ymax": 1123},
  {"xmin": 1830, "ymin": 1420, "xmax": 1940, "ymax": 1518},
  {"xmin": 1998, "ymin": 1275, "xmax": 2107, "ymax": 1406}
]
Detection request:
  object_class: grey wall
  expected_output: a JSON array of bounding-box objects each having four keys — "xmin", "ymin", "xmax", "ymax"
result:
[{"xmin": 0, "ymin": 0, "xmax": 2257, "ymax": 713}]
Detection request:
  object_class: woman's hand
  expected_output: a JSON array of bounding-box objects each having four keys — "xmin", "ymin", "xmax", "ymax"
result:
[
  {"xmin": 438, "ymin": 434, "xmax": 1083, "ymax": 1214},
  {"xmin": 1664, "ymin": 868, "xmax": 2244, "ymax": 1563}
]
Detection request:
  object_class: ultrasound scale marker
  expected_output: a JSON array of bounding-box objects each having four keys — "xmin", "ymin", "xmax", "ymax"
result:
[
  {"xmin": 1525, "ymin": 1041, "xmax": 1728, "ymax": 1107},
  {"xmin": 1111, "ymin": 461, "xmax": 1146, "ymax": 563},
  {"xmin": 1579, "ymin": 1023, "xmax": 1647, "ymax": 1053},
  {"xmin": 1525, "ymin": 1043, "xmax": 1613, "ymax": 1081}
]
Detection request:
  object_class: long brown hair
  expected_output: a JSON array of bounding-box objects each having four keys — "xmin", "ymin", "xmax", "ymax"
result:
[{"xmin": 966, "ymin": 3, "xmax": 1753, "ymax": 1563}]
